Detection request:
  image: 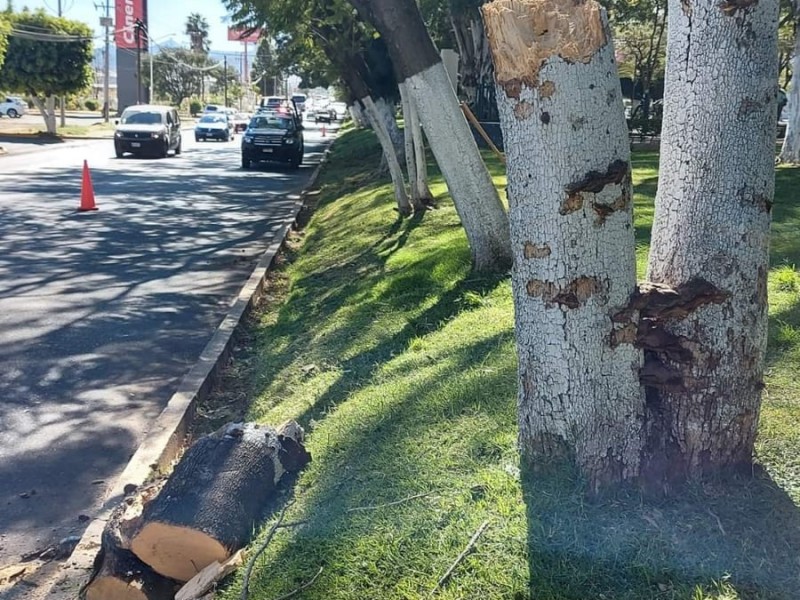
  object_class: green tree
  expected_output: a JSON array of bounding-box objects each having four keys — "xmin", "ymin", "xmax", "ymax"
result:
[
  {"xmin": 0, "ymin": 10, "xmax": 93, "ymax": 134},
  {"xmin": 185, "ymin": 12, "xmax": 210, "ymax": 54},
  {"xmin": 151, "ymin": 47, "xmax": 208, "ymax": 106},
  {"xmin": 0, "ymin": 17, "xmax": 8, "ymax": 70},
  {"xmin": 250, "ymin": 38, "xmax": 281, "ymax": 95},
  {"xmin": 211, "ymin": 63, "xmax": 242, "ymax": 105}
]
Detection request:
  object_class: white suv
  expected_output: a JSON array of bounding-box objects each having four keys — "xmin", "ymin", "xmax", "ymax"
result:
[{"xmin": 0, "ymin": 96, "xmax": 26, "ymax": 118}]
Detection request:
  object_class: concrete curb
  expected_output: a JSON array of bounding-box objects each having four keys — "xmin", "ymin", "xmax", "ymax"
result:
[{"xmin": 39, "ymin": 147, "xmax": 332, "ymax": 600}]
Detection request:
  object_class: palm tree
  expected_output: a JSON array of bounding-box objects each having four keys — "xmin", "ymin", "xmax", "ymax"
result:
[{"xmin": 185, "ymin": 13, "xmax": 210, "ymax": 55}]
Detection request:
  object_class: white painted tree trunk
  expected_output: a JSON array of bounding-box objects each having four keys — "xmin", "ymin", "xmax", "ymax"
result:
[
  {"xmin": 483, "ymin": 0, "xmax": 643, "ymax": 490},
  {"xmin": 361, "ymin": 96, "xmax": 412, "ymax": 216},
  {"xmin": 374, "ymin": 96, "xmax": 405, "ymax": 165},
  {"xmin": 408, "ymin": 95, "xmax": 433, "ymax": 203},
  {"xmin": 644, "ymin": 0, "xmax": 778, "ymax": 483},
  {"xmin": 779, "ymin": 30, "xmax": 800, "ymax": 163},
  {"xmin": 349, "ymin": 104, "xmax": 368, "ymax": 128},
  {"xmin": 404, "ymin": 63, "xmax": 511, "ymax": 270},
  {"xmin": 32, "ymin": 95, "xmax": 57, "ymax": 134}
]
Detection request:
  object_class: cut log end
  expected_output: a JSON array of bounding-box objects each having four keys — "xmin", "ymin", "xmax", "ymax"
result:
[
  {"xmin": 85, "ymin": 577, "xmax": 152, "ymax": 600},
  {"xmin": 131, "ymin": 523, "xmax": 228, "ymax": 582}
]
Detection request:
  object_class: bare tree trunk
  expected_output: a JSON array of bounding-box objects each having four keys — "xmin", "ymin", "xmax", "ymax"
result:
[
  {"xmin": 31, "ymin": 95, "xmax": 58, "ymax": 134},
  {"xmin": 483, "ymin": 0, "xmax": 643, "ymax": 492},
  {"xmin": 398, "ymin": 82, "xmax": 427, "ymax": 211},
  {"xmin": 407, "ymin": 91, "xmax": 434, "ymax": 204},
  {"xmin": 780, "ymin": 28, "xmax": 800, "ymax": 163},
  {"xmin": 361, "ymin": 96, "xmax": 412, "ymax": 216},
  {"xmin": 643, "ymin": 0, "xmax": 778, "ymax": 486},
  {"xmin": 348, "ymin": 0, "xmax": 512, "ymax": 272}
]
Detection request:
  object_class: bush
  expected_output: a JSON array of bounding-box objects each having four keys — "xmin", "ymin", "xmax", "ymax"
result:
[
  {"xmin": 189, "ymin": 100, "xmax": 203, "ymax": 116},
  {"xmin": 85, "ymin": 99, "xmax": 98, "ymax": 111}
]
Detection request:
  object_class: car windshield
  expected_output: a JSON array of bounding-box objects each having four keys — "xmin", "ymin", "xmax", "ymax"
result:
[
  {"xmin": 250, "ymin": 116, "xmax": 293, "ymax": 130},
  {"xmin": 121, "ymin": 111, "xmax": 163, "ymax": 125},
  {"xmin": 199, "ymin": 115, "xmax": 226, "ymax": 123}
]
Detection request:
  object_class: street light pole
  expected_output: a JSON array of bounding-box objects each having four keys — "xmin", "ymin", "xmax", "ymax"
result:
[
  {"xmin": 58, "ymin": 0, "xmax": 65, "ymax": 127},
  {"xmin": 134, "ymin": 19, "xmax": 143, "ymax": 104},
  {"xmin": 98, "ymin": 0, "xmax": 112, "ymax": 121},
  {"xmin": 223, "ymin": 55, "xmax": 228, "ymax": 107}
]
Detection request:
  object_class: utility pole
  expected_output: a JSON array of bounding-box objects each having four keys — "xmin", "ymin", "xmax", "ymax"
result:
[
  {"xmin": 134, "ymin": 19, "xmax": 144, "ymax": 104},
  {"xmin": 96, "ymin": 0, "xmax": 112, "ymax": 121},
  {"xmin": 58, "ymin": 0, "xmax": 66, "ymax": 128},
  {"xmin": 224, "ymin": 55, "xmax": 228, "ymax": 107}
]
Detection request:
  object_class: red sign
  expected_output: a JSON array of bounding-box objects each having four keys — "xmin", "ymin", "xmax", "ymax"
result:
[
  {"xmin": 227, "ymin": 27, "xmax": 261, "ymax": 43},
  {"xmin": 115, "ymin": 0, "xmax": 146, "ymax": 49}
]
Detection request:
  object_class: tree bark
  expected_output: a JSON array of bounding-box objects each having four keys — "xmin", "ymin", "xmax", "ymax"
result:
[
  {"xmin": 374, "ymin": 96, "xmax": 405, "ymax": 165},
  {"xmin": 31, "ymin": 95, "xmax": 57, "ymax": 135},
  {"xmin": 130, "ymin": 421, "xmax": 310, "ymax": 582},
  {"xmin": 402, "ymin": 83, "xmax": 434, "ymax": 204},
  {"xmin": 348, "ymin": 0, "xmax": 512, "ymax": 272},
  {"xmin": 361, "ymin": 96, "xmax": 413, "ymax": 216},
  {"xmin": 779, "ymin": 28, "xmax": 800, "ymax": 163},
  {"xmin": 350, "ymin": 103, "xmax": 368, "ymax": 128},
  {"xmin": 483, "ymin": 0, "xmax": 644, "ymax": 492},
  {"xmin": 398, "ymin": 82, "xmax": 427, "ymax": 212},
  {"xmin": 643, "ymin": 0, "xmax": 778, "ymax": 485}
]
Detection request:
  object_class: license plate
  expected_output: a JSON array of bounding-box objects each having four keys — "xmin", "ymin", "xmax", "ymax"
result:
[
  {"xmin": 131, "ymin": 142, "xmax": 141, "ymax": 148},
  {"xmin": 262, "ymin": 148, "xmax": 273, "ymax": 153}
]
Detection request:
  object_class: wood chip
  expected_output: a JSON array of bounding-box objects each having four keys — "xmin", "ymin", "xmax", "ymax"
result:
[{"xmin": 0, "ymin": 564, "xmax": 27, "ymax": 586}]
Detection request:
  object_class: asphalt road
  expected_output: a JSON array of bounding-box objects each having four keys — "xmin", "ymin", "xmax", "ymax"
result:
[{"xmin": 0, "ymin": 123, "xmax": 335, "ymax": 565}]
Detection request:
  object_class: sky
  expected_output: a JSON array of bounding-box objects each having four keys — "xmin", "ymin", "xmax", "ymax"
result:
[{"xmin": 20, "ymin": 0, "xmax": 252, "ymax": 54}]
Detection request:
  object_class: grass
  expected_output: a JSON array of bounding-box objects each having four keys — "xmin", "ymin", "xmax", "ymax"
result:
[
  {"xmin": 0, "ymin": 121, "xmax": 115, "ymax": 137},
  {"xmin": 203, "ymin": 130, "xmax": 800, "ymax": 599}
]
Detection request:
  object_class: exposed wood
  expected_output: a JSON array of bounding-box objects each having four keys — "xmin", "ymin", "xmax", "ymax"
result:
[
  {"xmin": 84, "ymin": 528, "xmax": 179, "ymax": 600},
  {"xmin": 131, "ymin": 421, "xmax": 310, "ymax": 582},
  {"xmin": 175, "ymin": 550, "xmax": 244, "ymax": 600}
]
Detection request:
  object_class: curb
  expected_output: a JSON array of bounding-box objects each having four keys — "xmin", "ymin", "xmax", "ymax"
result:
[{"xmin": 39, "ymin": 146, "xmax": 332, "ymax": 600}]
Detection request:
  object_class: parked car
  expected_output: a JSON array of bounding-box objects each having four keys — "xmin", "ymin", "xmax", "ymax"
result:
[
  {"xmin": 241, "ymin": 111, "xmax": 304, "ymax": 170},
  {"xmin": 261, "ymin": 96, "xmax": 284, "ymax": 111},
  {"xmin": 114, "ymin": 104, "xmax": 182, "ymax": 158},
  {"xmin": 0, "ymin": 96, "xmax": 26, "ymax": 118},
  {"xmin": 195, "ymin": 113, "xmax": 233, "ymax": 142},
  {"xmin": 291, "ymin": 93, "xmax": 307, "ymax": 113},
  {"xmin": 232, "ymin": 112, "xmax": 250, "ymax": 133}
]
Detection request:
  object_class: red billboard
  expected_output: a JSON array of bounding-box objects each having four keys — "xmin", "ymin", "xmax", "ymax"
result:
[
  {"xmin": 227, "ymin": 27, "xmax": 262, "ymax": 43},
  {"xmin": 115, "ymin": 0, "xmax": 146, "ymax": 49}
]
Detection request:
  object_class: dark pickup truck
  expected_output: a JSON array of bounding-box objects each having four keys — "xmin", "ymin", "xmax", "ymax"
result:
[{"xmin": 240, "ymin": 111, "xmax": 304, "ymax": 170}]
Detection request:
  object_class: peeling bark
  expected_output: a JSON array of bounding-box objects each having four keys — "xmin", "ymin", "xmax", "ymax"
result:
[
  {"xmin": 643, "ymin": 0, "xmax": 777, "ymax": 487},
  {"xmin": 484, "ymin": 0, "xmax": 643, "ymax": 491}
]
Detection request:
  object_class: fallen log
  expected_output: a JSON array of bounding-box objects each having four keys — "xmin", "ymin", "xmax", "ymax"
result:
[
  {"xmin": 84, "ymin": 482, "xmax": 179, "ymax": 600},
  {"xmin": 130, "ymin": 421, "xmax": 310, "ymax": 582}
]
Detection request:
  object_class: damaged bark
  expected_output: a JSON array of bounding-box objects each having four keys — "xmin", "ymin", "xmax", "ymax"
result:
[
  {"xmin": 484, "ymin": 0, "xmax": 643, "ymax": 491},
  {"xmin": 643, "ymin": 0, "xmax": 777, "ymax": 487}
]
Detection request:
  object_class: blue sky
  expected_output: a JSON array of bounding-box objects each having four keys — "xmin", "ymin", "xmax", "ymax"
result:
[{"xmin": 21, "ymin": 0, "xmax": 250, "ymax": 54}]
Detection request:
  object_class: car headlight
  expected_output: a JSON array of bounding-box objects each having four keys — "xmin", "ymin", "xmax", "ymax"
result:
[
  {"xmin": 151, "ymin": 131, "xmax": 164, "ymax": 139},
  {"xmin": 284, "ymin": 136, "xmax": 295, "ymax": 144},
  {"xmin": 114, "ymin": 131, "xmax": 122, "ymax": 138},
  {"xmin": 244, "ymin": 136, "xmax": 253, "ymax": 143}
]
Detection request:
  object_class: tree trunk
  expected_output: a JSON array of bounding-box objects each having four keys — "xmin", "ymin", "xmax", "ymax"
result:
[
  {"xmin": 350, "ymin": 103, "xmax": 369, "ymax": 128},
  {"xmin": 348, "ymin": 0, "xmax": 512, "ymax": 272},
  {"xmin": 408, "ymin": 96, "xmax": 433, "ymax": 204},
  {"xmin": 643, "ymin": 0, "xmax": 778, "ymax": 485},
  {"xmin": 361, "ymin": 96, "xmax": 413, "ymax": 216},
  {"xmin": 130, "ymin": 421, "xmax": 310, "ymax": 582},
  {"xmin": 483, "ymin": 0, "xmax": 643, "ymax": 492},
  {"xmin": 398, "ymin": 82, "xmax": 427, "ymax": 212},
  {"xmin": 779, "ymin": 28, "xmax": 800, "ymax": 163},
  {"xmin": 374, "ymin": 96, "xmax": 405, "ymax": 165},
  {"xmin": 31, "ymin": 95, "xmax": 57, "ymax": 135}
]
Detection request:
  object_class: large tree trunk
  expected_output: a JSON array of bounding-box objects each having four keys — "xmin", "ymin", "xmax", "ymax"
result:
[
  {"xmin": 350, "ymin": 103, "xmax": 369, "ymax": 128},
  {"xmin": 779, "ymin": 28, "xmax": 800, "ymax": 163},
  {"xmin": 483, "ymin": 0, "xmax": 643, "ymax": 492},
  {"xmin": 361, "ymin": 96, "xmax": 413, "ymax": 216},
  {"xmin": 642, "ymin": 0, "xmax": 778, "ymax": 485},
  {"xmin": 403, "ymin": 84, "xmax": 434, "ymax": 204},
  {"xmin": 348, "ymin": 0, "xmax": 512, "ymax": 272},
  {"xmin": 130, "ymin": 422, "xmax": 310, "ymax": 582},
  {"xmin": 398, "ymin": 82, "xmax": 428, "ymax": 211}
]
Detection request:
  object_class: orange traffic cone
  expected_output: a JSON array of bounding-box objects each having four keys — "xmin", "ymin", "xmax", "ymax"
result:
[
  {"xmin": 78, "ymin": 160, "xmax": 98, "ymax": 212},
  {"xmin": 321, "ymin": 124, "xmax": 326, "ymax": 137}
]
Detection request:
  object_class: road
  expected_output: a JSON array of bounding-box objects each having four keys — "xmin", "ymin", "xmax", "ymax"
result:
[{"xmin": 0, "ymin": 124, "xmax": 334, "ymax": 566}]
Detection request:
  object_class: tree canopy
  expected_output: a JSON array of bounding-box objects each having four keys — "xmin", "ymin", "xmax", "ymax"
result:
[{"xmin": 150, "ymin": 47, "xmax": 208, "ymax": 106}]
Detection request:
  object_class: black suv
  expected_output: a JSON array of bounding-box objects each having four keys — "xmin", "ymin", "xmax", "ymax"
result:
[
  {"xmin": 241, "ymin": 111, "xmax": 304, "ymax": 169},
  {"xmin": 114, "ymin": 104, "xmax": 182, "ymax": 158}
]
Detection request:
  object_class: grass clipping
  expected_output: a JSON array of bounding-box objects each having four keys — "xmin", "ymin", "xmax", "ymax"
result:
[{"xmin": 482, "ymin": 0, "xmax": 607, "ymax": 94}]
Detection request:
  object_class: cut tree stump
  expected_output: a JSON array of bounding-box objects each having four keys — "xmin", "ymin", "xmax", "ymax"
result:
[
  {"xmin": 84, "ymin": 482, "xmax": 178, "ymax": 600},
  {"xmin": 130, "ymin": 421, "xmax": 310, "ymax": 582}
]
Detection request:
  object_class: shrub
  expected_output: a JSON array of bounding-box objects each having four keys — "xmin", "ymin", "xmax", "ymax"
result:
[
  {"xmin": 85, "ymin": 99, "xmax": 98, "ymax": 111},
  {"xmin": 189, "ymin": 100, "xmax": 203, "ymax": 116}
]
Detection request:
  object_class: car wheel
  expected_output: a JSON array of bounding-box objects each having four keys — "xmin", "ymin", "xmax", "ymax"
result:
[
  {"xmin": 7, "ymin": 108, "xmax": 17, "ymax": 118},
  {"xmin": 115, "ymin": 146, "xmax": 124, "ymax": 158},
  {"xmin": 160, "ymin": 140, "xmax": 169, "ymax": 158},
  {"xmin": 175, "ymin": 138, "xmax": 182, "ymax": 155},
  {"xmin": 241, "ymin": 156, "xmax": 250, "ymax": 169}
]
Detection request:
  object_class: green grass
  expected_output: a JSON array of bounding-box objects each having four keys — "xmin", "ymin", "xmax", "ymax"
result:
[{"xmin": 209, "ymin": 131, "xmax": 800, "ymax": 599}]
